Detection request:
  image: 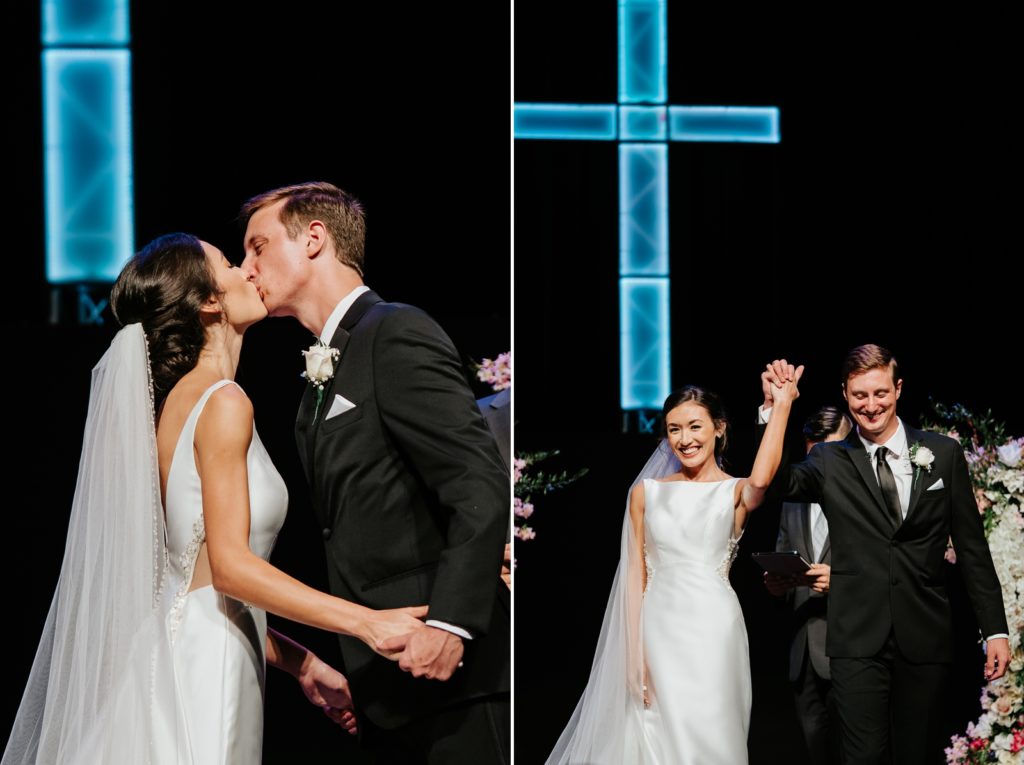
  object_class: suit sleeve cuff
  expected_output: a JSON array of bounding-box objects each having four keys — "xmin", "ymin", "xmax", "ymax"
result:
[
  {"xmin": 986, "ymin": 633, "xmax": 1010, "ymax": 641},
  {"xmin": 426, "ymin": 620, "xmax": 473, "ymax": 640}
]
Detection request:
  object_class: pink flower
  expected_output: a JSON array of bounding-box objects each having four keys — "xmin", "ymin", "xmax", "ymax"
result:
[
  {"xmin": 1011, "ymin": 728, "xmax": 1024, "ymax": 754},
  {"xmin": 514, "ymin": 497, "xmax": 534, "ymax": 519},
  {"xmin": 477, "ymin": 352, "xmax": 511, "ymax": 392},
  {"xmin": 993, "ymin": 693, "xmax": 1015, "ymax": 717},
  {"xmin": 945, "ymin": 735, "xmax": 970, "ymax": 763},
  {"xmin": 966, "ymin": 444, "xmax": 991, "ymax": 466},
  {"xmin": 969, "ymin": 737, "xmax": 988, "ymax": 751},
  {"xmin": 514, "ymin": 458, "xmax": 528, "ymax": 484},
  {"xmin": 975, "ymin": 489, "xmax": 992, "ymax": 514},
  {"xmin": 515, "ymin": 525, "xmax": 537, "ymax": 541}
]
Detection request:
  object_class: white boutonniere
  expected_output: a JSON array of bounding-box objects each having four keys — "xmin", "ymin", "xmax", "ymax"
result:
[
  {"xmin": 301, "ymin": 339, "xmax": 340, "ymax": 419},
  {"xmin": 909, "ymin": 443, "xmax": 935, "ymax": 488}
]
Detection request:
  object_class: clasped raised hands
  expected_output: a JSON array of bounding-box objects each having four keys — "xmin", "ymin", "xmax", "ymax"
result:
[{"xmin": 761, "ymin": 358, "xmax": 804, "ymax": 407}]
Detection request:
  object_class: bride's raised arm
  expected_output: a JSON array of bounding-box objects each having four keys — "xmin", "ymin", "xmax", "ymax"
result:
[{"xmin": 736, "ymin": 362, "xmax": 803, "ymax": 529}]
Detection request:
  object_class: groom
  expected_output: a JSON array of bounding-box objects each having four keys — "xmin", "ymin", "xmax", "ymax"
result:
[
  {"xmin": 240, "ymin": 182, "xmax": 510, "ymax": 763},
  {"xmin": 761, "ymin": 346, "xmax": 1009, "ymax": 765}
]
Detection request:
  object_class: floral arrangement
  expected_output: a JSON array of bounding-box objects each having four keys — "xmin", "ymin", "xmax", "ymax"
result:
[
  {"xmin": 474, "ymin": 350, "xmax": 586, "ymax": 550},
  {"xmin": 921, "ymin": 403, "xmax": 1024, "ymax": 764},
  {"xmin": 514, "ymin": 451, "xmax": 587, "ymax": 543},
  {"xmin": 477, "ymin": 352, "xmax": 511, "ymax": 392}
]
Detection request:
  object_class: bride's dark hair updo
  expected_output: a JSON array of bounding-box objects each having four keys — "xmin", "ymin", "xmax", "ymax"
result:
[
  {"xmin": 110, "ymin": 233, "xmax": 221, "ymax": 406},
  {"xmin": 661, "ymin": 385, "xmax": 731, "ymax": 461}
]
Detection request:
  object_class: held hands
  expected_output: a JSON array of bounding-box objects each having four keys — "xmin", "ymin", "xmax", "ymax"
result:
[
  {"xmin": 296, "ymin": 655, "xmax": 358, "ymax": 735},
  {"xmin": 377, "ymin": 626, "xmax": 465, "ymax": 681},
  {"xmin": 761, "ymin": 359, "xmax": 804, "ymax": 407},
  {"xmin": 362, "ymin": 605, "xmax": 429, "ymax": 660},
  {"xmin": 984, "ymin": 637, "xmax": 1010, "ymax": 681}
]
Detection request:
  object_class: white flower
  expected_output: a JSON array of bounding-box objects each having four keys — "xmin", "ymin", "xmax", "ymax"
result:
[
  {"xmin": 911, "ymin": 445, "xmax": 935, "ymax": 471},
  {"xmin": 301, "ymin": 340, "xmax": 340, "ymax": 390},
  {"xmin": 997, "ymin": 441, "xmax": 1022, "ymax": 468},
  {"xmin": 969, "ymin": 716, "xmax": 993, "ymax": 738}
]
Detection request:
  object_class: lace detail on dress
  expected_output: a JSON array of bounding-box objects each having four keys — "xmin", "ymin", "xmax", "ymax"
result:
[
  {"xmin": 643, "ymin": 543, "xmax": 654, "ymax": 592},
  {"xmin": 717, "ymin": 535, "xmax": 741, "ymax": 582},
  {"xmin": 168, "ymin": 514, "xmax": 206, "ymax": 641}
]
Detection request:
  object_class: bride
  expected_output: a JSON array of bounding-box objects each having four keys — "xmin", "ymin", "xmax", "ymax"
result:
[
  {"xmin": 547, "ymin": 368, "xmax": 801, "ymax": 764},
  {"xmin": 2, "ymin": 233, "xmax": 427, "ymax": 764}
]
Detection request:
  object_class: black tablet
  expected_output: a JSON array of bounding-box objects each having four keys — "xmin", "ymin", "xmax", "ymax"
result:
[{"xmin": 751, "ymin": 550, "xmax": 812, "ymax": 574}]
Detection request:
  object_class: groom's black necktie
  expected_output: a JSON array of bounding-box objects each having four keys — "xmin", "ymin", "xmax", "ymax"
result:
[{"xmin": 875, "ymin": 447, "xmax": 902, "ymax": 527}]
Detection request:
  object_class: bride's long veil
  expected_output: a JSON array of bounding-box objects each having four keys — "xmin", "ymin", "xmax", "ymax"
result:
[
  {"xmin": 546, "ymin": 439, "xmax": 681, "ymax": 764},
  {"xmin": 2, "ymin": 324, "xmax": 181, "ymax": 765}
]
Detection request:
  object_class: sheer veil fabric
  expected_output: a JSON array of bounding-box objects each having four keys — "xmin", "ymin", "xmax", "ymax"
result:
[
  {"xmin": 2, "ymin": 324, "xmax": 185, "ymax": 764},
  {"xmin": 546, "ymin": 440, "xmax": 681, "ymax": 764}
]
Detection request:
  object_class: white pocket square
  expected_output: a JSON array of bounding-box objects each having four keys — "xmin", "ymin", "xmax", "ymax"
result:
[
  {"xmin": 325, "ymin": 394, "xmax": 357, "ymax": 419},
  {"xmin": 926, "ymin": 478, "xmax": 945, "ymax": 491}
]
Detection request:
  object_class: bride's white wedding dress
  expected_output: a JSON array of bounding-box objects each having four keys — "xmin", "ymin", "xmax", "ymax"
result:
[
  {"xmin": 639, "ymin": 477, "xmax": 750, "ymax": 764},
  {"xmin": 162, "ymin": 379, "xmax": 288, "ymax": 763},
  {"xmin": 546, "ymin": 441, "xmax": 751, "ymax": 765},
  {"xmin": 2, "ymin": 329, "xmax": 290, "ymax": 765}
]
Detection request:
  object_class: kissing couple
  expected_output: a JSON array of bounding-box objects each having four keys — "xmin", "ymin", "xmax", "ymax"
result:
[{"xmin": 2, "ymin": 182, "xmax": 510, "ymax": 765}]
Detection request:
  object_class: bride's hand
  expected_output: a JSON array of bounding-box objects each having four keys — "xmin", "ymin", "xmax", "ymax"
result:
[
  {"xmin": 770, "ymin": 364, "xmax": 804, "ymax": 406},
  {"xmin": 361, "ymin": 606, "xmax": 429, "ymax": 660},
  {"xmin": 296, "ymin": 655, "xmax": 359, "ymax": 735}
]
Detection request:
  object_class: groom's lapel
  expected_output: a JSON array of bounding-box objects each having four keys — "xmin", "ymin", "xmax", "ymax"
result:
[
  {"xmin": 841, "ymin": 431, "xmax": 898, "ymax": 532},
  {"xmin": 298, "ymin": 290, "xmax": 382, "ymax": 531},
  {"xmin": 904, "ymin": 424, "xmax": 928, "ymax": 521},
  {"xmin": 296, "ymin": 384, "xmax": 316, "ymax": 476},
  {"xmin": 309, "ymin": 290, "xmax": 382, "ymax": 442}
]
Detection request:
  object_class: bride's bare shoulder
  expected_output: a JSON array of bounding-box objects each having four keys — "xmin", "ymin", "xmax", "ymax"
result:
[{"xmin": 197, "ymin": 383, "xmax": 252, "ymax": 428}]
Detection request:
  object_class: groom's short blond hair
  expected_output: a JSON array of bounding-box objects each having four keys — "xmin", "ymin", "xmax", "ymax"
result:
[
  {"xmin": 241, "ymin": 181, "xmax": 366, "ymax": 276},
  {"xmin": 841, "ymin": 344, "xmax": 900, "ymax": 388}
]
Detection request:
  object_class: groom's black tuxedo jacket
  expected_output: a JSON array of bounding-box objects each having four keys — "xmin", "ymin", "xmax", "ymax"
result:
[
  {"xmin": 295, "ymin": 290, "xmax": 510, "ymax": 729},
  {"xmin": 769, "ymin": 423, "xmax": 1006, "ymax": 663}
]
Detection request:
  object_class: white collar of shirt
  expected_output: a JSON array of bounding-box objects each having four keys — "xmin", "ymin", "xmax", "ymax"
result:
[
  {"xmin": 319, "ymin": 286, "xmax": 371, "ymax": 344},
  {"xmin": 858, "ymin": 418, "xmax": 908, "ymax": 461}
]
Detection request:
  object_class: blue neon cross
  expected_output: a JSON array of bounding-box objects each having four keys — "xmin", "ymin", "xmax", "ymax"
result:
[{"xmin": 515, "ymin": 0, "xmax": 779, "ymax": 416}]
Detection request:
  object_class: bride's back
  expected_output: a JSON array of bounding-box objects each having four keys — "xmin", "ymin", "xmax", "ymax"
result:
[{"xmin": 156, "ymin": 370, "xmax": 233, "ymax": 593}]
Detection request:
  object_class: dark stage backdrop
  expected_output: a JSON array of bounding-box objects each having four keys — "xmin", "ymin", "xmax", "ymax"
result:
[
  {"xmin": 8, "ymin": 2, "xmax": 508, "ymax": 762},
  {"xmin": 514, "ymin": 3, "xmax": 1021, "ymax": 763}
]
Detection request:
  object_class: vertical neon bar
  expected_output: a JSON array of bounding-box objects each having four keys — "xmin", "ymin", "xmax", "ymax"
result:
[
  {"xmin": 619, "ymin": 145, "xmax": 669, "ymax": 410},
  {"xmin": 618, "ymin": 0, "xmax": 666, "ymax": 104},
  {"xmin": 42, "ymin": 0, "xmax": 133, "ymax": 285}
]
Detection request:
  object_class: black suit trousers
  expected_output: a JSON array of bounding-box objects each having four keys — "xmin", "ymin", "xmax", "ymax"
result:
[
  {"xmin": 830, "ymin": 631, "xmax": 949, "ymax": 765},
  {"xmin": 363, "ymin": 693, "xmax": 510, "ymax": 765}
]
